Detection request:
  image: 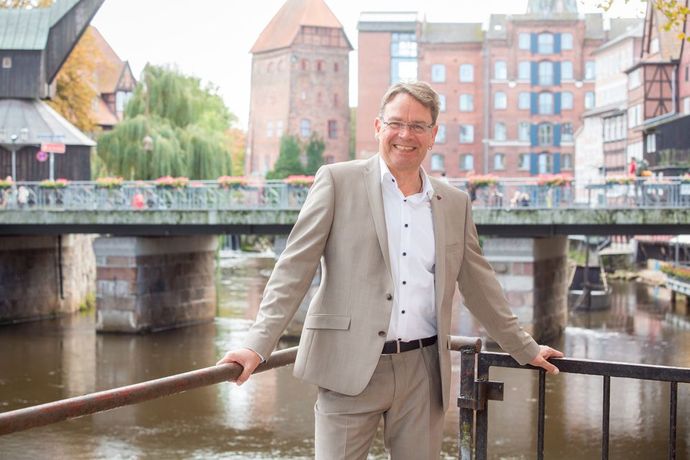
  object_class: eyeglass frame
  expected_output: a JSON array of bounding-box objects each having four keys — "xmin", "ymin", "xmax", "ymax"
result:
[{"xmin": 379, "ymin": 119, "xmax": 435, "ymax": 135}]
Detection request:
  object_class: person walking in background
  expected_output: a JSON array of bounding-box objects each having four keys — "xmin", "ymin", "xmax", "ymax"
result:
[{"xmin": 217, "ymin": 81, "xmax": 562, "ymax": 459}]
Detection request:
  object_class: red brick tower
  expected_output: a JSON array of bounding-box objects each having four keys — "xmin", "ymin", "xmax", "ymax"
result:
[{"xmin": 247, "ymin": 0, "xmax": 352, "ymax": 176}]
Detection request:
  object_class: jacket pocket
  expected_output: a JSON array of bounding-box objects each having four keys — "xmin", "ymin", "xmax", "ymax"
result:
[{"xmin": 304, "ymin": 314, "xmax": 351, "ymax": 330}]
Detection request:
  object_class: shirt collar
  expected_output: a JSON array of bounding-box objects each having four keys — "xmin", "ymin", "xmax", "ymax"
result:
[{"xmin": 379, "ymin": 155, "xmax": 434, "ymax": 200}]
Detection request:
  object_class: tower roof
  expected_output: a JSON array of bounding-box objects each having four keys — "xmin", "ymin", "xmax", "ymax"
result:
[
  {"xmin": 526, "ymin": 0, "xmax": 578, "ymax": 15},
  {"xmin": 251, "ymin": 0, "xmax": 348, "ymax": 53}
]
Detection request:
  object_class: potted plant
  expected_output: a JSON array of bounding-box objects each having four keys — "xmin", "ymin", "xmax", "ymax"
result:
[
  {"xmin": 95, "ymin": 176, "xmax": 124, "ymax": 189},
  {"xmin": 285, "ymin": 175, "xmax": 315, "ymax": 187},
  {"xmin": 537, "ymin": 174, "xmax": 572, "ymax": 187},
  {"xmin": 154, "ymin": 176, "xmax": 189, "ymax": 189},
  {"xmin": 605, "ymin": 176, "xmax": 634, "ymax": 186},
  {"xmin": 0, "ymin": 177, "xmax": 13, "ymax": 189},
  {"xmin": 217, "ymin": 176, "xmax": 248, "ymax": 189},
  {"xmin": 39, "ymin": 178, "xmax": 69, "ymax": 189}
]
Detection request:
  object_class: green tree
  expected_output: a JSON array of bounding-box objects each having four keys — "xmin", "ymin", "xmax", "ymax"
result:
[
  {"xmin": 304, "ymin": 134, "xmax": 325, "ymax": 175},
  {"xmin": 0, "ymin": 0, "xmax": 53, "ymax": 8},
  {"xmin": 97, "ymin": 65, "xmax": 235, "ymax": 179},
  {"xmin": 266, "ymin": 135, "xmax": 304, "ymax": 180},
  {"xmin": 349, "ymin": 107, "xmax": 356, "ymax": 160},
  {"xmin": 602, "ymin": 0, "xmax": 690, "ymax": 40}
]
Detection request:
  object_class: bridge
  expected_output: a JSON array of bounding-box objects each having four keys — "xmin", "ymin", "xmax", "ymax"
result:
[{"xmin": 0, "ymin": 178, "xmax": 687, "ymax": 339}]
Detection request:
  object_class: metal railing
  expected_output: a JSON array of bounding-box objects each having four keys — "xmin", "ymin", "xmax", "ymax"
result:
[
  {"xmin": 458, "ymin": 347, "xmax": 690, "ymax": 460},
  {"xmin": 0, "ymin": 177, "xmax": 688, "ymax": 211}
]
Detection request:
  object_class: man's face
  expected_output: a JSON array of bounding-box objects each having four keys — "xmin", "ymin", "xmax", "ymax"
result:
[{"xmin": 374, "ymin": 93, "xmax": 438, "ymax": 175}]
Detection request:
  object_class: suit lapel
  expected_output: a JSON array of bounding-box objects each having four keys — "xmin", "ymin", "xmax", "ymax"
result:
[
  {"xmin": 364, "ymin": 155, "xmax": 392, "ymax": 278},
  {"xmin": 430, "ymin": 181, "xmax": 446, "ymax": 325}
]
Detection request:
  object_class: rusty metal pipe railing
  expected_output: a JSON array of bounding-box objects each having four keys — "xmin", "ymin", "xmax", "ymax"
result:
[
  {"xmin": 0, "ymin": 335, "xmax": 481, "ymax": 438},
  {"xmin": 0, "ymin": 346, "xmax": 298, "ymax": 436}
]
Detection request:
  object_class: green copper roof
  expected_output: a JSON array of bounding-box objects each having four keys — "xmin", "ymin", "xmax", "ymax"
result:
[{"xmin": 0, "ymin": 0, "xmax": 80, "ymax": 50}]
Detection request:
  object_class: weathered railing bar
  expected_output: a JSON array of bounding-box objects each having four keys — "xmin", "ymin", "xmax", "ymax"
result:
[
  {"xmin": 602, "ymin": 375, "xmax": 611, "ymax": 460},
  {"xmin": 669, "ymin": 381, "xmax": 678, "ymax": 460},
  {"xmin": 449, "ymin": 336, "xmax": 482, "ymax": 353},
  {"xmin": 537, "ymin": 370, "xmax": 546, "ymax": 460},
  {"xmin": 0, "ymin": 347, "xmax": 298, "ymax": 436}
]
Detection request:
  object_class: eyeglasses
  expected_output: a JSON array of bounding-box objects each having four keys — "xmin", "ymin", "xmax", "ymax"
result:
[{"xmin": 381, "ymin": 120, "xmax": 434, "ymax": 134}]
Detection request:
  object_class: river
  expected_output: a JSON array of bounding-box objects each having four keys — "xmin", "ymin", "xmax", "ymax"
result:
[{"xmin": 1, "ymin": 254, "xmax": 688, "ymax": 459}]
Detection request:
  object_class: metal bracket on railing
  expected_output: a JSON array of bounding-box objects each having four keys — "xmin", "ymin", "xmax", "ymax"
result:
[{"xmin": 458, "ymin": 379, "xmax": 504, "ymax": 411}]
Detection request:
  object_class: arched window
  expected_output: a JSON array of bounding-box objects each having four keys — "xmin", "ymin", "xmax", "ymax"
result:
[
  {"xmin": 538, "ymin": 61, "xmax": 553, "ymax": 86},
  {"xmin": 538, "ymin": 92, "xmax": 554, "ymax": 114},
  {"xmin": 300, "ymin": 119, "xmax": 311, "ymax": 138},
  {"xmin": 538, "ymin": 123, "xmax": 553, "ymax": 146},
  {"xmin": 538, "ymin": 33, "xmax": 554, "ymax": 54},
  {"xmin": 431, "ymin": 153, "xmax": 445, "ymax": 172},
  {"xmin": 494, "ymin": 122, "xmax": 507, "ymax": 141}
]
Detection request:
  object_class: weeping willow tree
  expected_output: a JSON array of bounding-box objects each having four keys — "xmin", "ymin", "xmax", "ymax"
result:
[{"xmin": 97, "ymin": 65, "xmax": 235, "ymax": 179}]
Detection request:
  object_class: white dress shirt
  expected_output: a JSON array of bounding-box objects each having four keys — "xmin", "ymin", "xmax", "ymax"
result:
[{"xmin": 379, "ymin": 158, "xmax": 437, "ymax": 342}]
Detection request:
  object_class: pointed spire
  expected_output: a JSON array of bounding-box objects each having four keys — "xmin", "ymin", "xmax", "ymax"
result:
[{"xmin": 251, "ymin": 0, "xmax": 347, "ymax": 53}]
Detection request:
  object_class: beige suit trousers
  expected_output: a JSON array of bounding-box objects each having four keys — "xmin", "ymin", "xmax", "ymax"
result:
[{"xmin": 314, "ymin": 345, "xmax": 444, "ymax": 460}]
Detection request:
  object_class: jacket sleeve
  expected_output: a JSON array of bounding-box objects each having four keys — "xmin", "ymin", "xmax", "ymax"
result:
[
  {"xmin": 243, "ymin": 166, "xmax": 335, "ymax": 359},
  {"xmin": 456, "ymin": 197, "xmax": 540, "ymax": 365}
]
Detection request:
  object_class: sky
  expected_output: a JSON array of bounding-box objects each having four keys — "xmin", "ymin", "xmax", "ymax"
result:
[{"xmin": 91, "ymin": 0, "xmax": 645, "ymax": 128}]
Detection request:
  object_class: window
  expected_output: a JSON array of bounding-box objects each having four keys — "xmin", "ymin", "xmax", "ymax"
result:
[
  {"xmin": 538, "ymin": 61, "xmax": 553, "ymax": 85},
  {"xmin": 518, "ymin": 122, "xmax": 530, "ymax": 141},
  {"xmin": 628, "ymin": 68, "xmax": 642, "ymax": 89},
  {"xmin": 460, "ymin": 64, "xmax": 474, "ymax": 82},
  {"xmin": 628, "ymin": 104, "xmax": 642, "ymax": 128},
  {"xmin": 300, "ymin": 119, "xmax": 311, "ymax": 137},
  {"xmin": 317, "ymin": 60, "xmax": 325, "ymax": 72},
  {"xmin": 584, "ymin": 91, "xmax": 595, "ymax": 109},
  {"xmin": 538, "ymin": 153, "xmax": 553, "ymax": 174},
  {"xmin": 460, "ymin": 154, "xmax": 474, "ymax": 171},
  {"xmin": 276, "ymin": 121, "xmax": 284, "ymax": 137},
  {"xmin": 646, "ymin": 133, "xmax": 656, "ymax": 153},
  {"xmin": 494, "ymin": 61, "xmax": 507, "ymax": 80},
  {"xmin": 333, "ymin": 62, "xmax": 339, "ymax": 72},
  {"xmin": 518, "ymin": 33, "xmax": 530, "ymax": 49},
  {"xmin": 561, "ymin": 154, "xmax": 573, "ymax": 170},
  {"xmin": 494, "ymin": 92, "xmax": 507, "ymax": 109},
  {"xmin": 562, "ymin": 122, "xmax": 574, "ymax": 142},
  {"xmin": 266, "ymin": 121, "xmax": 274, "ymax": 138},
  {"xmin": 538, "ymin": 33, "xmax": 554, "ymax": 54},
  {"xmin": 439, "ymin": 94, "xmax": 446, "ymax": 112},
  {"xmin": 538, "ymin": 92, "xmax": 554, "ymax": 114},
  {"xmin": 494, "ymin": 122, "xmax": 507, "ymax": 141},
  {"xmin": 519, "ymin": 92, "xmax": 531, "ymax": 110},
  {"xmin": 460, "ymin": 124, "xmax": 474, "ymax": 143},
  {"xmin": 301, "ymin": 59, "xmax": 308, "ymax": 71},
  {"xmin": 115, "ymin": 91, "xmax": 132, "ymax": 113},
  {"xmin": 518, "ymin": 154, "xmax": 530, "ymax": 170},
  {"xmin": 460, "ymin": 94, "xmax": 474, "ymax": 112},
  {"xmin": 1, "ymin": 57, "xmax": 11, "ymax": 69},
  {"xmin": 538, "ymin": 123, "xmax": 553, "ymax": 146},
  {"xmin": 518, "ymin": 61, "xmax": 530, "ymax": 80},
  {"xmin": 560, "ymin": 91, "xmax": 572, "ymax": 110},
  {"xmin": 435, "ymin": 124, "xmax": 446, "ymax": 143},
  {"xmin": 328, "ymin": 120, "xmax": 337, "ymax": 139},
  {"xmin": 561, "ymin": 61, "xmax": 573, "ymax": 80},
  {"xmin": 650, "ymin": 37, "xmax": 659, "ymax": 54},
  {"xmin": 494, "ymin": 153, "xmax": 506, "ymax": 171},
  {"xmin": 391, "ymin": 33, "xmax": 417, "ymax": 84},
  {"xmin": 431, "ymin": 64, "xmax": 446, "ymax": 82},
  {"xmin": 585, "ymin": 61, "xmax": 596, "ymax": 80},
  {"xmin": 561, "ymin": 33, "xmax": 573, "ymax": 50},
  {"xmin": 683, "ymin": 96, "xmax": 690, "ymax": 115},
  {"xmin": 431, "ymin": 153, "xmax": 445, "ymax": 172}
]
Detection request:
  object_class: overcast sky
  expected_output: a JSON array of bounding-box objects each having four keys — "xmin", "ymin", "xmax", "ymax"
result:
[{"xmin": 91, "ymin": 0, "xmax": 645, "ymax": 128}]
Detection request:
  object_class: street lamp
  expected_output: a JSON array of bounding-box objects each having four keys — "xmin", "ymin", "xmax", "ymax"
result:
[{"xmin": 10, "ymin": 133, "xmax": 17, "ymax": 181}]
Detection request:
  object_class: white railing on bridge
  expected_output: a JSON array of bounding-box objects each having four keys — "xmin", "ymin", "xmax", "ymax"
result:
[{"xmin": 0, "ymin": 177, "xmax": 688, "ymax": 211}]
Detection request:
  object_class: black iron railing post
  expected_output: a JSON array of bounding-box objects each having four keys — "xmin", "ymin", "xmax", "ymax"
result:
[{"xmin": 459, "ymin": 346, "xmax": 477, "ymax": 460}]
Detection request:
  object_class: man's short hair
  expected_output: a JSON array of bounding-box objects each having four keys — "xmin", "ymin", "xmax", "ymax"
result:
[{"xmin": 379, "ymin": 81, "xmax": 440, "ymax": 125}]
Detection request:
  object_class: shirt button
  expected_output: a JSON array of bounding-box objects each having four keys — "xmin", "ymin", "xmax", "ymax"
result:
[
  {"xmin": 386, "ymin": 293, "xmax": 393, "ymax": 300},
  {"xmin": 401, "ymin": 310, "xmax": 406, "ymax": 314},
  {"xmin": 402, "ymin": 252, "xmax": 407, "ymax": 256},
  {"xmin": 378, "ymin": 330, "xmax": 386, "ymax": 337},
  {"xmin": 402, "ymin": 281, "xmax": 407, "ymax": 285},
  {"xmin": 404, "ymin": 224, "xmax": 409, "ymax": 228}
]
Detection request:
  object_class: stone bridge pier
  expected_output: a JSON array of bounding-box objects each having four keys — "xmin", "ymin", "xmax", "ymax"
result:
[
  {"xmin": 483, "ymin": 236, "xmax": 569, "ymax": 342},
  {"xmin": 94, "ymin": 236, "xmax": 217, "ymax": 333}
]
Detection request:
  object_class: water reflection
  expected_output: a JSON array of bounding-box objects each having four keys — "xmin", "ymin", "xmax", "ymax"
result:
[{"xmin": 0, "ymin": 257, "xmax": 689, "ymax": 459}]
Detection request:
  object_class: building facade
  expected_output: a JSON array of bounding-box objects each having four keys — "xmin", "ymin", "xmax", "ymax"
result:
[
  {"xmin": 246, "ymin": 0, "xmax": 352, "ymax": 176},
  {"xmin": 356, "ymin": 0, "xmax": 607, "ymax": 177}
]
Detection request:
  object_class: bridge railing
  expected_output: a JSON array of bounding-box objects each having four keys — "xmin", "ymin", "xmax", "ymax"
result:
[{"xmin": 0, "ymin": 177, "xmax": 687, "ymax": 211}]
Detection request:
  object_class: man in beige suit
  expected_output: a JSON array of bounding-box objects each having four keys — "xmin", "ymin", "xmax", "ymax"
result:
[{"xmin": 218, "ymin": 81, "xmax": 562, "ymax": 459}]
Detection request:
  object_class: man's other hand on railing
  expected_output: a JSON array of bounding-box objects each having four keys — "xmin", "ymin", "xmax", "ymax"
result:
[
  {"xmin": 216, "ymin": 348, "xmax": 263, "ymax": 385},
  {"xmin": 529, "ymin": 345, "xmax": 564, "ymax": 375}
]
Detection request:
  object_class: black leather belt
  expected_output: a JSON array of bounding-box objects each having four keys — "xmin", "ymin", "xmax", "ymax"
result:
[{"xmin": 382, "ymin": 335, "xmax": 437, "ymax": 354}]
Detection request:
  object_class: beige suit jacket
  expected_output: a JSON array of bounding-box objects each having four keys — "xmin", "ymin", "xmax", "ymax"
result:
[{"xmin": 244, "ymin": 155, "xmax": 539, "ymax": 410}]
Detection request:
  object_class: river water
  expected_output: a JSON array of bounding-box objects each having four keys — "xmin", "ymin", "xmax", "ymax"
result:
[{"xmin": 1, "ymin": 254, "xmax": 689, "ymax": 459}]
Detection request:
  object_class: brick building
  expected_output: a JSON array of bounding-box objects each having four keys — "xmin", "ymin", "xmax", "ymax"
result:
[
  {"xmin": 356, "ymin": 1, "xmax": 613, "ymax": 177},
  {"xmin": 246, "ymin": 0, "xmax": 352, "ymax": 176}
]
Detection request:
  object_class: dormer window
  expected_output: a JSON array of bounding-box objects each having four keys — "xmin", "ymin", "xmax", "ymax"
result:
[{"xmin": 1, "ymin": 57, "xmax": 11, "ymax": 69}]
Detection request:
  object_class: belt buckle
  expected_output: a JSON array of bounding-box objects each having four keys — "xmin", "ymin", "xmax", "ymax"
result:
[{"xmin": 396, "ymin": 340, "xmax": 401, "ymax": 354}]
